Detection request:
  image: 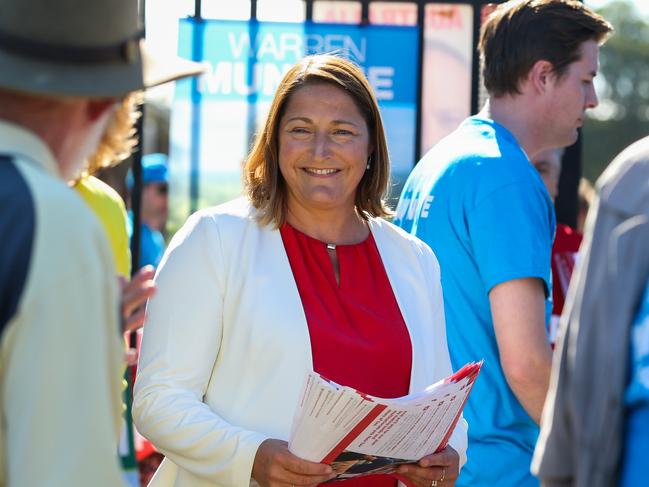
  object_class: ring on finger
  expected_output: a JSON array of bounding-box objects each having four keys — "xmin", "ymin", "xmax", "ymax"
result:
[{"xmin": 431, "ymin": 466, "xmax": 446, "ymax": 487}]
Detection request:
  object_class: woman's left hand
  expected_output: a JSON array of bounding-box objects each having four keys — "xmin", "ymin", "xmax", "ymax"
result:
[{"xmin": 394, "ymin": 446, "xmax": 459, "ymax": 487}]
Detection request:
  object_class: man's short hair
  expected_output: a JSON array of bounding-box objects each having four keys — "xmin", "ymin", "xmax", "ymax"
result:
[{"xmin": 479, "ymin": 0, "xmax": 612, "ymax": 98}]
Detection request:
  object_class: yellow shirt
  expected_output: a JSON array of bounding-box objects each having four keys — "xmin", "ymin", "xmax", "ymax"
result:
[{"xmin": 75, "ymin": 176, "xmax": 131, "ymax": 277}]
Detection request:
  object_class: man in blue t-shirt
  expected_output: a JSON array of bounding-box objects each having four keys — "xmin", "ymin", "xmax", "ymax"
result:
[{"xmin": 395, "ymin": 2, "xmax": 612, "ymax": 486}]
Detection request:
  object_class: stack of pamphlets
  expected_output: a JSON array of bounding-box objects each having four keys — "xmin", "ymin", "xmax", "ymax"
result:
[{"xmin": 289, "ymin": 361, "xmax": 482, "ymax": 480}]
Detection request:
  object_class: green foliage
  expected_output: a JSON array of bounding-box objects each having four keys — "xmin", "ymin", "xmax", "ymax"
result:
[
  {"xmin": 583, "ymin": 118, "xmax": 649, "ymax": 183},
  {"xmin": 583, "ymin": 0, "xmax": 649, "ymax": 181}
]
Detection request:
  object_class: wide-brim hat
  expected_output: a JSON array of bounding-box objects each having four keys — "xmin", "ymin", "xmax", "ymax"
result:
[{"xmin": 0, "ymin": 0, "xmax": 204, "ymax": 98}]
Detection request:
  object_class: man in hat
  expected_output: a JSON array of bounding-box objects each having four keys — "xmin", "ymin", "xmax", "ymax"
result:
[
  {"xmin": 395, "ymin": 1, "xmax": 611, "ymax": 486},
  {"xmin": 128, "ymin": 153, "xmax": 170, "ymax": 269},
  {"xmin": 0, "ymin": 0, "xmax": 202, "ymax": 484}
]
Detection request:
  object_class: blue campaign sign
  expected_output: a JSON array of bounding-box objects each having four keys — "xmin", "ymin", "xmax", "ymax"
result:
[
  {"xmin": 176, "ymin": 18, "xmax": 419, "ymax": 105},
  {"xmin": 170, "ymin": 18, "xmax": 419, "ymax": 218}
]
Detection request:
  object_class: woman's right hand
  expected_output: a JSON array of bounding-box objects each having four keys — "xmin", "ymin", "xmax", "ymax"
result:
[{"xmin": 252, "ymin": 439, "xmax": 336, "ymax": 486}]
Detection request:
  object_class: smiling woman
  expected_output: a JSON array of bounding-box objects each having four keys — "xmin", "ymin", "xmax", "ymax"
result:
[
  {"xmin": 133, "ymin": 54, "xmax": 467, "ymax": 487},
  {"xmin": 245, "ymin": 54, "xmax": 391, "ymax": 231},
  {"xmin": 278, "ymin": 83, "xmax": 371, "ymax": 220}
]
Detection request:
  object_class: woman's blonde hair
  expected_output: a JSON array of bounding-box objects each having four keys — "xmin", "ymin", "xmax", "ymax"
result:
[
  {"xmin": 244, "ymin": 54, "xmax": 391, "ymax": 227},
  {"xmin": 84, "ymin": 91, "xmax": 142, "ymax": 176}
]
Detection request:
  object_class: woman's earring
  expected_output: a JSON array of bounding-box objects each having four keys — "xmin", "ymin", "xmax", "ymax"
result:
[{"xmin": 366, "ymin": 155, "xmax": 372, "ymax": 171}]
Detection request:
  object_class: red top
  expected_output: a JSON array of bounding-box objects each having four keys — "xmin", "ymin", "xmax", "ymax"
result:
[
  {"xmin": 551, "ymin": 223, "xmax": 583, "ymax": 315},
  {"xmin": 280, "ymin": 223, "xmax": 413, "ymax": 486}
]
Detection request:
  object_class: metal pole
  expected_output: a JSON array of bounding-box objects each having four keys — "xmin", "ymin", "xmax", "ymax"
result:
[
  {"xmin": 189, "ymin": 0, "xmax": 203, "ymax": 214},
  {"xmin": 245, "ymin": 0, "xmax": 259, "ymax": 151},
  {"xmin": 130, "ymin": 133, "xmax": 143, "ymax": 275},
  {"xmin": 470, "ymin": 1, "xmax": 482, "ymax": 115},
  {"xmin": 361, "ymin": 0, "xmax": 370, "ymax": 25},
  {"xmin": 130, "ymin": 0, "xmax": 147, "ymax": 275},
  {"xmin": 556, "ymin": 136, "xmax": 582, "ymax": 228},
  {"xmin": 123, "ymin": 2, "xmax": 147, "ymax": 477},
  {"xmin": 414, "ymin": 0, "xmax": 426, "ymax": 162}
]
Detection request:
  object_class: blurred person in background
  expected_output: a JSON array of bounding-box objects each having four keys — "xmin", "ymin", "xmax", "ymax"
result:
[
  {"xmin": 0, "ymin": 0, "xmax": 202, "ymax": 485},
  {"xmin": 577, "ymin": 177, "xmax": 595, "ymax": 233},
  {"xmin": 532, "ymin": 148, "xmax": 562, "ymax": 202},
  {"xmin": 133, "ymin": 54, "xmax": 466, "ymax": 487},
  {"xmin": 395, "ymin": 1, "xmax": 612, "ymax": 485},
  {"xmin": 531, "ymin": 148, "xmax": 583, "ymax": 346},
  {"xmin": 533, "ymin": 135, "xmax": 649, "ymax": 487},
  {"xmin": 128, "ymin": 153, "xmax": 169, "ymax": 269}
]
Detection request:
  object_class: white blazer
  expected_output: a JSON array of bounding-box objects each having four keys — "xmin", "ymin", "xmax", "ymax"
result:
[{"xmin": 133, "ymin": 198, "xmax": 467, "ymax": 487}]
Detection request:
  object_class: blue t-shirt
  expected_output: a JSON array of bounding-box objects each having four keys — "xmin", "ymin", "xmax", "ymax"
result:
[
  {"xmin": 620, "ymin": 278, "xmax": 649, "ymax": 486},
  {"xmin": 139, "ymin": 223, "xmax": 165, "ymax": 268},
  {"xmin": 128, "ymin": 212, "xmax": 165, "ymax": 269},
  {"xmin": 395, "ymin": 116, "xmax": 555, "ymax": 487}
]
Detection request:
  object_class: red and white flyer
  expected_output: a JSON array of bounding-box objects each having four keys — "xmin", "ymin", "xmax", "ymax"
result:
[{"xmin": 289, "ymin": 361, "xmax": 482, "ymax": 480}]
